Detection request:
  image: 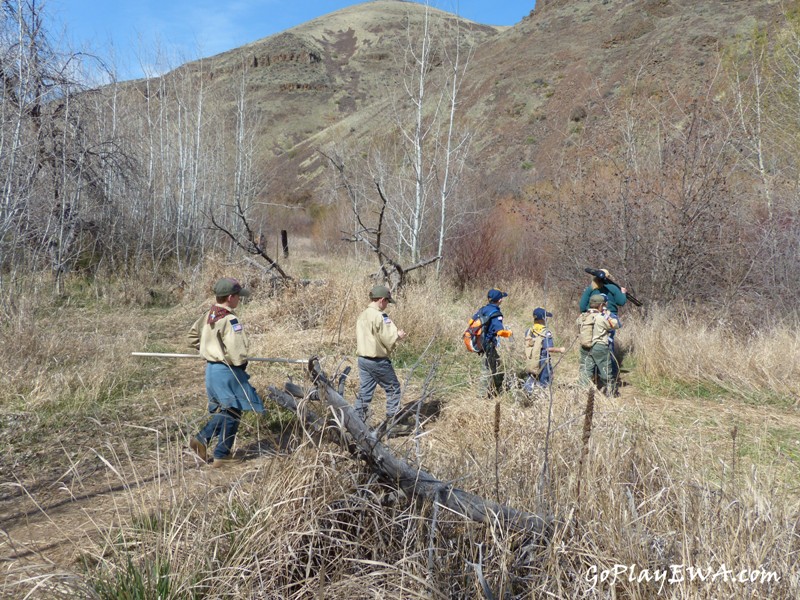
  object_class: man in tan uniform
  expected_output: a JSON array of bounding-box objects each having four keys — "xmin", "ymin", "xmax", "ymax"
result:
[
  {"xmin": 354, "ymin": 285, "xmax": 406, "ymax": 422},
  {"xmin": 188, "ymin": 277, "xmax": 264, "ymax": 466}
]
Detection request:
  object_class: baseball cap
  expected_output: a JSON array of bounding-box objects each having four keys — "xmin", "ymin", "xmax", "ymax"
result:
[
  {"xmin": 370, "ymin": 284, "xmax": 395, "ymax": 303},
  {"xmin": 588, "ymin": 293, "xmax": 606, "ymax": 307},
  {"xmin": 487, "ymin": 288, "xmax": 508, "ymax": 302},
  {"xmin": 213, "ymin": 277, "xmax": 249, "ymax": 297},
  {"xmin": 532, "ymin": 307, "xmax": 552, "ymax": 319}
]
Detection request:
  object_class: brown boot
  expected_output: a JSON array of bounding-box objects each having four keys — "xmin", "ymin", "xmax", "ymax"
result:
[
  {"xmin": 211, "ymin": 455, "xmax": 242, "ymax": 468},
  {"xmin": 189, "ymin": 437, "xmax": 207, "ymax": 462}
]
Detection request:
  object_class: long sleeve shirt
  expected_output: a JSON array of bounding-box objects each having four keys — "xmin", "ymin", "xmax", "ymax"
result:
[
  {"xmin": 188, "ymin": 304, "xmax": 249, "ymax": 366},
  {"xmin": 356, "ymin": 303, "xmax": 400, "ymax": 358},
  {"xmin": 474, "ymin": 303, "xmax": 507, "ymax": 349},
  {"xmin": 580, "ymin": 283, "xmax": 627, "ymax": 314}
]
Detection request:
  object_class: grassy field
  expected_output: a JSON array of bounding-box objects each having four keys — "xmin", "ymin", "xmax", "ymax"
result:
[{"xmin": 1, "ymin": 257, "xmax": 798, "ymax": 599}]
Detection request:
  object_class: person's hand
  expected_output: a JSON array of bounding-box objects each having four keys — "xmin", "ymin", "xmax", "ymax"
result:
[
  {"xmin": 621, "ymin": 286, "xmax": 627, "ymax": 294},
  {"xmin": 397, "ymin": 330, "xmax": 407, "ymax": 340}
]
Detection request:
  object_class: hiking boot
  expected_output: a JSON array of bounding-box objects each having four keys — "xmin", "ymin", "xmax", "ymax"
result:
[
  {"xmin": 189, "ymin": 437, "xmax": 207, "ymax": 462},
  {"xmin": 212, "ymin": 455, "xmax": 242, "ymax": 468}
]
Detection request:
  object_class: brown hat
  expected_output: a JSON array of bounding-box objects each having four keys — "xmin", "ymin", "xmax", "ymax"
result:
[{"xmin": 369, "ymin": 284, "xmax": 395, "ymax": 303}]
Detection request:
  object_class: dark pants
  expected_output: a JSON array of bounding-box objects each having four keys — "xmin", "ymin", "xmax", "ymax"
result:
[
  {"xmin": 355, "ymin": 356, "xmax": 401, "ymax": 420},
  {"xmin": 482, "ymin": 345, "xmax": 503, "ymax": 397},
  {"xmin": 197, "ymin": 406, "xmax": 242, "ymax": 459}
]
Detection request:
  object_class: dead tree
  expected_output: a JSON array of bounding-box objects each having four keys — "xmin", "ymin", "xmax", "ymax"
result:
[
  {"xmin": 208, "ymin": 198, "xmax": 292, "ymax": 281},
  {"xmin": 266, "ymin": 359, "xmax": 551, "ymax": 537},
  {"xmin": 319, "ymin": 148, "xmax": 439, "ymax": 291}
]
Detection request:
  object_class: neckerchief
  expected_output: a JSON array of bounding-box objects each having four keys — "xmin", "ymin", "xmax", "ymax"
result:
[{"xmin": 207, "ymin": 305, "xmax": 231, "ymax": 325}]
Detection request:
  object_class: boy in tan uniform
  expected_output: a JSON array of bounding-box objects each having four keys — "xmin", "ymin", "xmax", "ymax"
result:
[
  {"xmin": 188, "ymin": 277, "xmax": 264, "ymax": 466},
  {"xmin": 354, "ymin": 285, "xmax": 406, "ymax": 422},
  {"xmin": 577, "ymin": 293, "xmax": 620, "ymax": 396}
]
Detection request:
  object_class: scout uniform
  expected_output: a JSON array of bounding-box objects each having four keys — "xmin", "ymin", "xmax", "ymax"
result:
[
  {"xmin": 473, "ymin": 288, "xmax": 512, "ymax": 397},
  {"xmin": 579, "ymin": 268, "xmax": 626, "ymax": 379},
  {"xmin": 523, "ymin": 307, "xmax": 556, "ymax": 391},
  {"xmin": 577, "ymin": 294, "xmax": 620, "ymax": 395},
  {"xmin": 189, "ymin": 277, "xmax": 263, "ymax": 465},
  {"xmin": 355, "ymin": 285, "xmax": 402, "ymax": 421}
]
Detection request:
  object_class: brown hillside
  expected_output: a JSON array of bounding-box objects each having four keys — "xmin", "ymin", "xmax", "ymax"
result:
[{"xmin": 117, "ymin": 0, "xmax": 781, "ymax": 205}]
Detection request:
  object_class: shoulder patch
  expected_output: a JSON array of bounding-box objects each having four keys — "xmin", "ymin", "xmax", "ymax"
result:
[
  {"xmin": 382, "ymin": 314, "xmax": 392, "ymax": 324},
  {"xmin": 230, "ymin": 317, "xmax": 243, "ymax": 332}
]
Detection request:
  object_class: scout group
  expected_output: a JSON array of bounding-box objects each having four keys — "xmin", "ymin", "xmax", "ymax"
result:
[{"xmin": 188, "ymin": 272, "xmax": 627, "ymax": 467}]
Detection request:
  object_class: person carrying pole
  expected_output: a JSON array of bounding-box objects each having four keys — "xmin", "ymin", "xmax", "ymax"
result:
[{"xmin": 187, "ymin": 277, "xmax": 264, "ymax": 467}]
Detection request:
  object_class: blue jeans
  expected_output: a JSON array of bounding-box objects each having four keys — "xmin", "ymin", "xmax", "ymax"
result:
[
  {"xmin": 197, "ymin": 363, "xmax": 263, "ymax": 459},
  {"xmin": 355, "ymin": 356, "xmax": 401, "ymax": 420},
  {"xmin": 197, "ymin": 406, "xmax": 242, "ymax": 459},
  {"xmin": 608, "ymin": 313, "xmax": 621, "ymax": 379}
]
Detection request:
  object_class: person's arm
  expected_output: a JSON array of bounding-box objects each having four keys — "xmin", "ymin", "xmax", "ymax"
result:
[
  {"xmin": 600, "ymin": 310, "xmax": 619, "ymax": 330},
  {"xmin": 606, "ymin": 283, "xmax": 627, "ymax": 309},
  {"xmin": 579, "ymin": 287, "xmax": 592, "ymax": 312},
  {"xmin": 376, "ymin": 312, "xmax": 400, "ymax": 353},
  {"xmin": 487, "ymin": 313, "xmax": 511, "ymax": 341},
  {"xmin": 188, "ymin": 313, "xmax": 204, "ymax": 350}
]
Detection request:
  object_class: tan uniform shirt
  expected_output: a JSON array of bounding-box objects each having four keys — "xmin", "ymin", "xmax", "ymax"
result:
[
  {"xmin": 188, "ymin": 304, "xmax": 249, "ymax": 366},
  {"xmin": 356, "ymin": 303, "xmax": 399, "ymax": 358},
  {"xmin": 576, "ymin": 309, "xmax": 619, "ymax": 347}
]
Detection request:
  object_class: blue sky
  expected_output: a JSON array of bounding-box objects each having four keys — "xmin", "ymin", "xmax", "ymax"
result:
[{"xmin": 49, "ymin": 0, "xmax": 536, "ymax": 81}]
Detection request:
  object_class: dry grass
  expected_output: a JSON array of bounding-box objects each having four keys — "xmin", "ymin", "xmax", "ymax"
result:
[{"xmin": 1, "ymin": 259, "xmax": 799, "ymax": 599}]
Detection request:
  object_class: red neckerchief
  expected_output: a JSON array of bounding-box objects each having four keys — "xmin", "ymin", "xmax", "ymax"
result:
[{"xmin": 207, "ymin": 305, "xmax": 231, "ymax": 325}]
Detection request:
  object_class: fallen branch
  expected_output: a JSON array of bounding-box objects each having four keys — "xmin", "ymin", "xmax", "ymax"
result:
[{"xmin": 267, "ymin": 359, "xmax": 551, "ymax": 536}]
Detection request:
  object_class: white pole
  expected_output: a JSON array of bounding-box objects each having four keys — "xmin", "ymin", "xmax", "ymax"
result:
[{"xmin": 131, "ymin": 352, "xmax": 307, "ymax": 364}]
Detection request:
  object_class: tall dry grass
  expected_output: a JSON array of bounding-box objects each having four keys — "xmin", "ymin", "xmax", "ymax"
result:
[{"xmin": 1, "ymin": 259, "xmax": 799, "ymax": 598}]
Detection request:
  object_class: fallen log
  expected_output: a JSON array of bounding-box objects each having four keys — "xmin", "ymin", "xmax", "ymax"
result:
[{"xmin": 266, "ymin": 358, "xmax": 551, "ymax": 537}]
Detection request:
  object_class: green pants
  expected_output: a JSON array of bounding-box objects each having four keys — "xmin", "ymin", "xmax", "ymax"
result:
[{"xmin": 578, "ymin": 344, "xmax": 616, "ymax": 394}]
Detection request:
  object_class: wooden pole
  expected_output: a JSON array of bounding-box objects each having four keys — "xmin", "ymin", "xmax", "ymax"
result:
[
  {"xmin": 131, "ymin": 352, "xmax": 307, "ymax": 365},
  {"xmin": 281, "ymin": 229, "xmax": 289, "ymax": 258}
]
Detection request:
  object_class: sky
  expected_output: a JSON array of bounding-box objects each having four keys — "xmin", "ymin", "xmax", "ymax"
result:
[{"xmin": 49, "ymin": 0, "xmax": 537, "ymax": 81}]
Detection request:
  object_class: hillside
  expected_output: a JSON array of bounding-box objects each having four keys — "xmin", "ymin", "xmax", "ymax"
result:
[{"xmin": 122, "ymin": 0, "xmax": 781, "ymax": 204}]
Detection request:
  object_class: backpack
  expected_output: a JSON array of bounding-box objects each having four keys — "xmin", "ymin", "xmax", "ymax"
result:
[
  {"xmin": 463, "ymin": 307, "xmax": 500, "ymax": 353},
  {"xmin": 524, "ymin": 327, "xmax": 546, "ymax": 375},
  {"xmin": 578, "ymin": 312, "xmax": 596, "ymax": 349}
]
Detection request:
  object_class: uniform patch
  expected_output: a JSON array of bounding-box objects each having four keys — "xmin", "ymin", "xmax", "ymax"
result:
[
  {"xmin": 382, "ymin": 315, "xmax": 392, "ymax": 324},
  {"xmin": 230, "ymin": 318, "xmax": 243, "ymax": 332}
]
